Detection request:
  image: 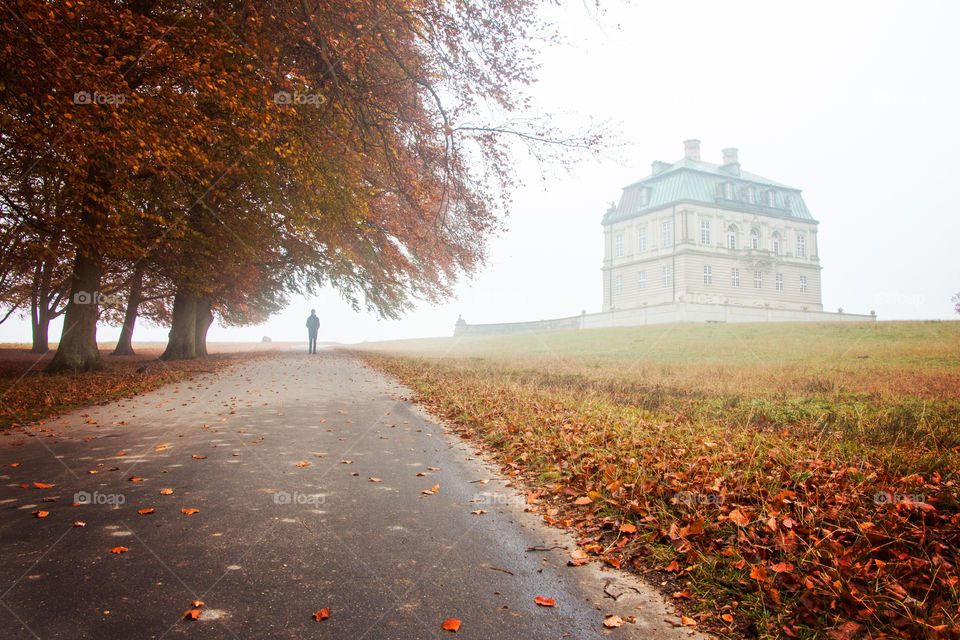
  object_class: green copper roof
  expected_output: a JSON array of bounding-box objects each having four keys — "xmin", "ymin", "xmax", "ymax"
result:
[{"xmin": 603, "ymin": 157, "xmax": 815, "ymax": 225}]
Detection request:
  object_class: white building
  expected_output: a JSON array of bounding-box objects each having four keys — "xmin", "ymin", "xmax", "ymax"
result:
[{"xmin": 602, "ymin": 140, "xmax": 823, "ymax": 314}]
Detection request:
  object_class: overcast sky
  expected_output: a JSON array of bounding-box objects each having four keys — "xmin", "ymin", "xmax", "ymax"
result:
[{"xmin": 3, "ymin": 0, "xmax": 958, "ymax": 346}]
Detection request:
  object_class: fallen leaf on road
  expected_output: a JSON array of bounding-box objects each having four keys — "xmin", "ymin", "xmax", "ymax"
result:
[
  {"xmin": 128, "ymin": 476, "xmax": 144, "ymax": 482},
  {"xmin": 160, "ymin": 489, "xmax": 174, "ymax": 495},
  {"xmin": 138, "ymin": 508, "xmax": 155, "ymax": 515},
  {"xmin": 534, "ymin": 597, "xmax": 555, "ymax": 607},
  {"xmin": 427, "ymin": 467, "xmax": 440, "ymax": 471},
  {"xmin": 422, "ymin": 484, "xmax": 440, "ymax": 495},
  {"xmin": 192, "ymin": 600, "xmax": 204, "ymax": 607},
  {"xmin": 33, "ymin": 482, "xmax": 54, "ymax": 489},
  {"xmin": 32, "ymin": 510, "xmax": 49, "ymax": 518},
  {"xmin": 604, "ymin": 615, "xmax": 624, "ymax": 628},
  {"xmin": 681, "ymin": 615, "xmax": 697, "ymax": 626},
  {"xmin": 8, "ymin": 462, "xmax": 20, "ymax": 467},
  {"xmin": 181, "ymin": 508, "xmax": 200, "ymax": 515},
  {"xmin": 74, "ymin": 521, "xmax": 85, "ymax": 527},
  {"xmin": 184, "ymin": 609, "xmax": 202, "ymax": 620},
  {"xmin": 340, "ymin": 460, "xmax": 353, "ymax": 464},
  {"xmin": 470, "ymin": 510, "xmax": 487, "ymax": 515},
  {"xmin": 441, "ymin": 618, "xmax": 461, "ymax": 632},
  {"xmin": 295, "ymin": 461, "xmax": 310, "ymax": 467},
  {"xmin": 369, "ymin": 477, "xmax": 382, "ymax": 482},
  {"xmin": 312, "ymin": 608, "xmax": 330, "ymax": 621},
  {"xmin": 110, "ymin": 547, "xmax": 128, "ymax": 554},
  {"xmin": 191, "ymin": 455, "xmax": 207, "ymax": 459}
]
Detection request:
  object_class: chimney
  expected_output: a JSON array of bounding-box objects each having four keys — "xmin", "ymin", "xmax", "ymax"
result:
[
  {"xmin": 683, "ymin": 139, "xmax": 701, "ymax": 161},
  {"xmin": 720, "ymin": 147, "xmax": 741, "ymax": 175}
]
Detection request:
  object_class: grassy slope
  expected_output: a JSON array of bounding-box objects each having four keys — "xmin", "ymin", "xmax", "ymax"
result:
[{"xmin": 353, "ymin": 321, "xmax": 960, "ymax": 639}]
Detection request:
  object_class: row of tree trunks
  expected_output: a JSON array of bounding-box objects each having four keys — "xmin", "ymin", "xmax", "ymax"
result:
[{"xmin": 44, "ymin": 252, "xmax": 105, "ymax": 373}]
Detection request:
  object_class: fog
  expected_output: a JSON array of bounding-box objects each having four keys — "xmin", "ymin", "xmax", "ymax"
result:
[{"xmin": 3, "ymin": 0, "xmax": 958, "ymax": 346}]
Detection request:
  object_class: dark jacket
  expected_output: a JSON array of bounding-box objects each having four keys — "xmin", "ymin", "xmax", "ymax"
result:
[{"xmin": 306, "ymin": 315, "xmax": 320, "ymax": 333}]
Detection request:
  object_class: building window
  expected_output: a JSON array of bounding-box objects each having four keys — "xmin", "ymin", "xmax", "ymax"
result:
[
  {"xmin": 614, "ymin": 274, "xmax": 622, "ymax": 295},
  {"xmin": 615, "ymin": 233, "xmax": 623, "ymax": 257},
  {"xmin": 747, "ymin": 186, "xmax": 756, "ymax": 204},
  {"xmin": 700, "ymin": 220, "xmax": 711, "ymax": 245},
  {"xmin": 767, "ymin": 190, "xmax": 776, "ymax": 207},
  {"xmin": 638, "ymin": 271, "xmax": 645, "ymax": 290},
  {"xmin": 703, "ymin": 265, "xmax": 713, "ymax": 285},
  {"xmin": 727, "ymin": 226, "xmax": 737, "ymax": 249},
  {"xmin": 637, "ymin": 226, "xmax": 646, "ymax": 252},
  {"xmin": 724, "ymin": 182, "xmax": 735, "ymax": 199},
  {"xmin": 639, "ymin": 187, "xmax": 650, "ymax": 207},
  {"xmin": 772, "ymin": 232, "xmax": 781, "ymax": 256},
  {"xmin": 662, "ymin": 221, "xmax": 671, "ymax": 247},
  {"xmin": 750, "ymin": 229, "xmax": 760, "ymax": 250},
  {"xmin": 800, "ymin": 275, "xmax": 808, "ymax": 292},
  {"xmin": 663, "ymin": 265, "xmax": 672, "ymax": 286},
  {"xmin": 776, "ymin": 273, "xmax": 783, "ymax": 291},
  {"xmin": 797, "ymin": 234, "xmax": 806, "ymax": 258},
  {"xmin": 732, "ymin": 268, "xmax": 740, "ymax": 287},
  {"xmin": 754, "ymin": 270, "xmax": 762, "ymax": 288}
]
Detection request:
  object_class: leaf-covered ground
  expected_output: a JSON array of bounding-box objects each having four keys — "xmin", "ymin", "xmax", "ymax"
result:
[
  {"xmin": 0, "ymin": 345, "xmax": 267, "ymax": 429},
  {"xmin": 352, "ymin": 321, "xmax": 960, "ymax": 639}
]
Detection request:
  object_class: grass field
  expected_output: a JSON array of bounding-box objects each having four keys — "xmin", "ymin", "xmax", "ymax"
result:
[{"xmin": 352, "ymin": 321, "xmax": 960, "ymax": 639}]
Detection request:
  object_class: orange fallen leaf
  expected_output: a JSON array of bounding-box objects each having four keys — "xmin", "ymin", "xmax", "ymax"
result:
[
  {"xmin": 681, "ymin": 615, "xmax": 697, "ymax": 626},
  {"xmin": 470, "ymin": 510, "xmax": 487, "ymax": 515},
  {"xmin": 184, "ymin": 609, "xmax": 202, "ymax": 620},
  {"xmin": 770, "ymin": 562, "xmax": 794, "ymax": 573},
  {"xmin": 128, "ymin": 476, "xmax": 144, "ymax": 482},
  {"xmin": 74, "ymin": 521, "xmax": 86, "ymax": 527},
  {"xmin": 604, "ymin": 615, "xmax": 624, "ymax": 628},
  {"xmin": 191, "ymin": 455, "xmax": 207, "ymax": 459},
  {"xmin": 295, "ymin": 461, "xmax": 310, "ymax": 467},
  {"xmin": 721, "ymin": 613, "xmax": 734, "ymax": 623},
  {"xmin": 427, "ymin": 467, "xmax": 439, "ymax": 471},
  {"xmin": 619, "ymin": 523, "xmax": 637, "ymax": 534},
  {"xmin": 534, "ymin": 596, "xmax": 555, "ymax": 607},
  {"xmin": 110, "ymin": 546, "xmax": 129, "ymax": 554},
  {"xmin": 33, "ymin": 482, "xmax": 54, "ymax": 489},
  {"xmin": 181, "ymin": 508, "xmax": 200, "ymax": 515},
  {"xmin": 138, "ymin": 508, "xmax": 155, "ymax": 515},
  {"xmin": 728, "ymin": 508, "xmax": 750, "ymax": 527},
  {"xmin": 192, "ymin": 600, "xmax": 204, "ymax": 607},
  {"xmin": 665, "ymin": 560, "xmax": 680, "ymax": 572},
  {"xmin": 87, "ymin": 470, "xmax": 99, "ymax": 474},
  {"xmin": 369, "ymin": 477, "xmax": 382, "ymax": 482},
  {"xmin": 749, "ymin": 564, "xmax": 768, "ymax": 582},
  {"xmin": 9, "ymin": 462, "xmax": 20, "ymax": 467},
  {"xmin": 312, "ymin": 608, "xmax": 330, "ymax": 621},
  {"xmin": 32, "ymin": 510, "xmax": 49, "ymax": 518},
  {"xmin": 441, "ymin": 618, "xmax": 461, "ymax": 632},
  {"xmin": 572, "ymin": 496, "xmax": 592, "ymax": 505},
  {"xmin": 160, "ymin": 489, "xmax": 174, "ymax": 495}
]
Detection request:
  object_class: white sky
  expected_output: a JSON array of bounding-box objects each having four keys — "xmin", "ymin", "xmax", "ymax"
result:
[{"xmin": 3, "ymin": 0, "xmax": 959, "ymax": 346}]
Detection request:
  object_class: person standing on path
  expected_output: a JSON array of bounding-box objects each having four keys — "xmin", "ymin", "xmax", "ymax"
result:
[{"xmin": 306, "ymin": 309, "xmax": 320, "ymax": 354}]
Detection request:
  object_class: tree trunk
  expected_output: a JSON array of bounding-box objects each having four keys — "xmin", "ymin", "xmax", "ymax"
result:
[
  {"xmin": 112, "ymin": 265, "xmax": 144, "ymax": 356},
  {"xmin": 45, "ymin": 253, "xmax": 104, "ymax": 372},
  {"xmin": 194, "ymin": 299, "xmax": 213, "ymax": 358},
  {"xmin": 30, "ymin": 307, "xmax": 49, "ymax": 354},
  {"xmin": 160, "ymin": 292, "xmax": 197, "ymax": 360}
]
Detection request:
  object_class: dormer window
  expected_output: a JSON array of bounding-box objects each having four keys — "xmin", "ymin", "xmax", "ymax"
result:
[
  {"xmin": 724, "ymin": 182, "xmax": 735, "ymax": 200},
  {"xmin": 767, "ymin": 190, "xmax": 777, "ymax": 207},
  {"xmin": 747, "ymin": 186, "xmax": 756, "ymax": 204},
  {"xmin": 638, "ymin": 187, "xmax": 651, "ymax": 207}
]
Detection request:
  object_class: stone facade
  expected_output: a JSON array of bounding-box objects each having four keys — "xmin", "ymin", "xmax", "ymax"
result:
[{"xmin": 602, "ymin": 141, "xmax": 823, "ymax": 314}]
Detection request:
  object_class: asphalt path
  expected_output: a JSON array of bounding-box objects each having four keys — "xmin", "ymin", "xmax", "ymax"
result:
[{"xmin": 0, "ymin": 349, "xmax": 703, "ymax": 639}]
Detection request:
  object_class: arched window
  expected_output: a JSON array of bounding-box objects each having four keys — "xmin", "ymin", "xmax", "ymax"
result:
[
  {"xmin": 750, "ymin": 229, "xmax": 760, "ymax": 250},
  {"xmin": 772, "ymin": 232, "xmax": 781, "ymax": 255},
  {"xmin": 727, "ymin": 225, "xmax": 737, "ymax": 249}
]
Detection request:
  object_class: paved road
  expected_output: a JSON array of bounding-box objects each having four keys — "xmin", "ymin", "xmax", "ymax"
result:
[{"xmin": 0, "ymin": 350, "xmax": 700, "ymax": 639}]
